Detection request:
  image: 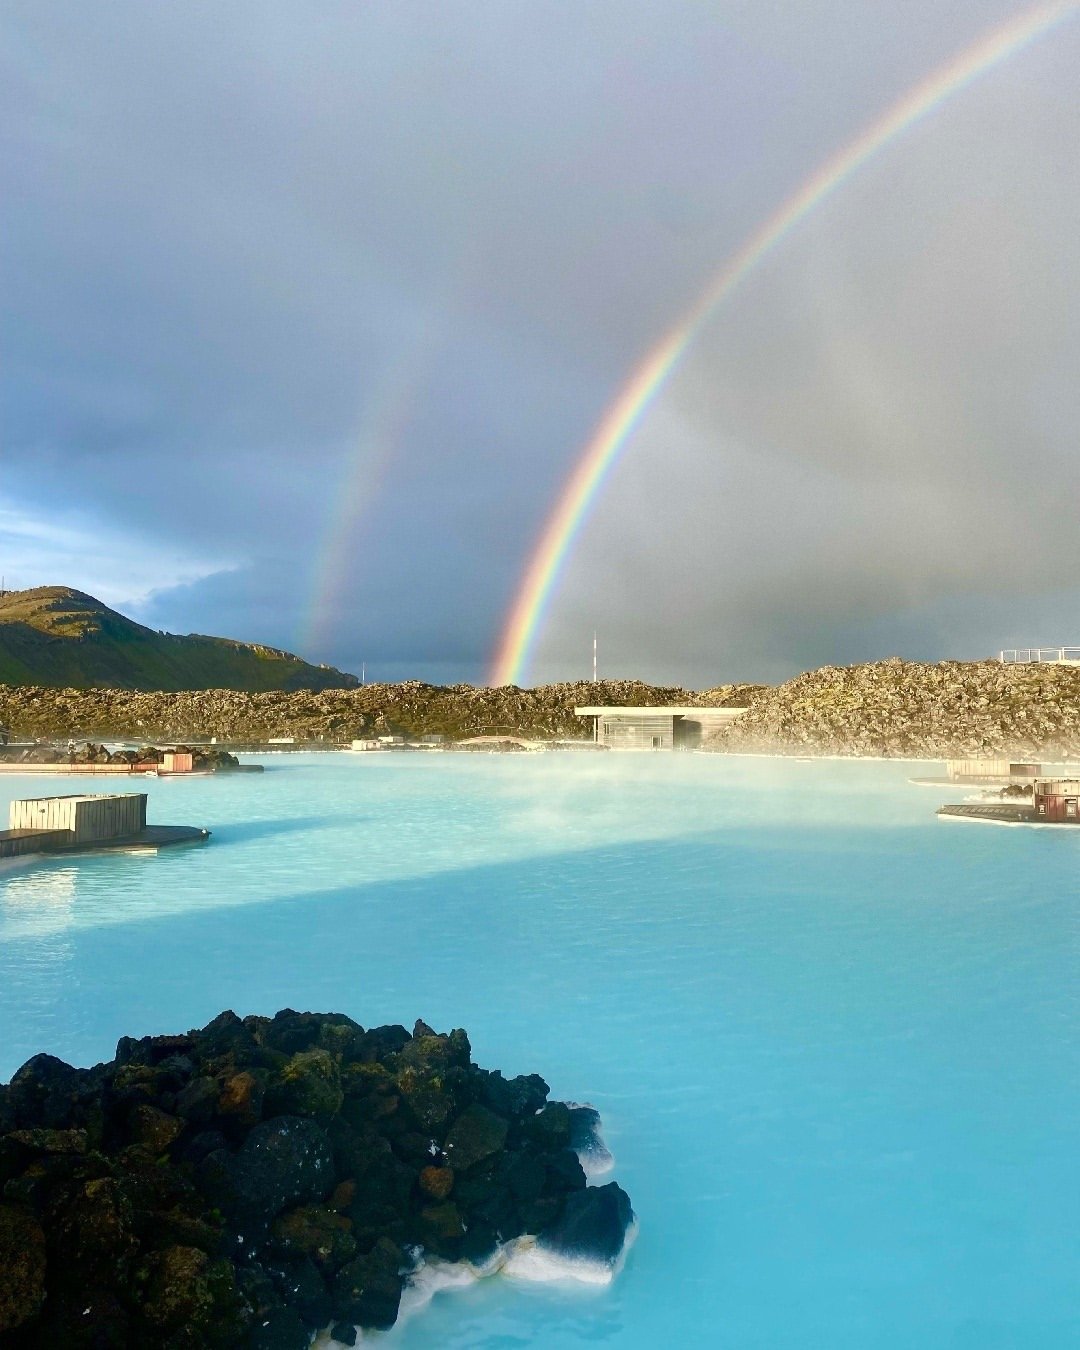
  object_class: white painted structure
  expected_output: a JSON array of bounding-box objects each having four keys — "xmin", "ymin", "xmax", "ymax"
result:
[
  {"xmin": 1000, "ymin": 648, "xmax": 1080, "ymax": 665},
  {"xmin": 574, "ymin": 705, "xmax": 747, "ymax": 750}
]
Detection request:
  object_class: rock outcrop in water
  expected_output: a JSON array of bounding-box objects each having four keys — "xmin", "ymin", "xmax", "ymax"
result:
[{"xmin": 0, "ymin": 1011, "xmax": 633, "ymax": 1347}]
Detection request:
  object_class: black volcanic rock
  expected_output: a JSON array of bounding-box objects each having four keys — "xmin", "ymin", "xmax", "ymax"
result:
[
  {"xmin": 536, "ymin": 1181, "xmax": 635, "ymax": 1270},
  {"xmin": 197, "ymin": 1116, "xmax": 335, "ymax": 1238},
  {"xmin": 0, "ymin": 1010, "xmax": 633, "ymax": 1346}
]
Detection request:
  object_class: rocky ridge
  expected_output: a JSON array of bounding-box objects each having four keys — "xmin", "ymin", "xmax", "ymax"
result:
[
  {"xmin": 7, "ymin": 654, "xmax": 1076, "ymax": 757},
  {"xmin": 0, "ymin": 680, "xmax": 758, "ymax": 744},
  {"xmin": 705, "ymin": 658, "xmax": 1080, "ymax": 758},
  {"xmin": 0, "ymin": 1010, "xmax": 633, "ymax": 1348}
]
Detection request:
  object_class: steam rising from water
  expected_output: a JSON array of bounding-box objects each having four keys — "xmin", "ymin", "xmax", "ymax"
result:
[{"xmin": 0, "ymin": 755, "xmax": 941, "ymax": 946}]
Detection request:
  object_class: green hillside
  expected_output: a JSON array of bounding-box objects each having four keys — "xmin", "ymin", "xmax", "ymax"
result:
[{"xmin": 0, "ymin": 587, "xmax": 358, "ymax": 692}]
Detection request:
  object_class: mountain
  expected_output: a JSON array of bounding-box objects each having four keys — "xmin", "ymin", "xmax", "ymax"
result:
[{"xmin": 0, "ymin": 587, "xmax": 358, "ymax": 692}]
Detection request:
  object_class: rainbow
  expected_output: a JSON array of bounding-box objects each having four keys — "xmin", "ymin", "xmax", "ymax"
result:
[
  {"xmin": 300, "ymin": 324, "xmax": 443, "ymax": 660},
  {"xmin": 490, "ymin": 0, "xmax": 1077, "ymax": 687}
]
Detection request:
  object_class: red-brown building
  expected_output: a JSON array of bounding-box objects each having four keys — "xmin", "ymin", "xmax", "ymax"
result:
[
  {"xmin": 1033, "ymin": 780, "xmax": 1080, "ymax": 822},
  {"xmin": 162, "ymin": 751, "xmax": 194, "ymax": 774}
]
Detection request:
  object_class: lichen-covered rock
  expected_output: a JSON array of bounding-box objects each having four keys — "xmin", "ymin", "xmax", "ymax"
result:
[
  {"xmin": 706, "ymin": 657, "xmax": 1080, "ymax": 758},
  {"xmin": 0, "ymin": 1202, "xmax": 46, "ymax": 1332},
  {"xmin": 218, "ymin": 1069, "xmax": 268, "ymax": 1125},
  {"xmin": 418, "ymin": 1164, "xmax": 454, "ymax": 1200},
  {"xmin": 269, "ymin": 1204, "xmax": 357, "ymax": 1272},
  {"xmin": 198, "ymin": 1115, "xmax": 335, "ymax": 1235},
  {"xmin": 443, "ymin": 1103, "xmax": 508, "ymax": 1172},
  {"xmin": 129, "ymin": 1103, "xmax": 185, "ymax": 1154},
  {"xmin": 141, "ymin": 1244, "xmax": 240, "ymax": 1336},
  {"xmin": 266, "ymin": 1050, "xmax": 343, "ymax": 1122},
  {"xmin": 332, "ymin": 1237, "xmax": 404, "ymax": 1330},
  {"xmin": 0, "ymin": 676, "xmax": 731, "ymax": 744},
  {"xmin": 525, "ymin": 1100, "xmax": 572, "ymax": 1151},
  {"xmin": 0, "ymin": 1010, "xmax": 630, "ymax": 1345}
]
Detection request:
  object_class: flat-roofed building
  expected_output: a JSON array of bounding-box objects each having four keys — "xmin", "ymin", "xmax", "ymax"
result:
[
  {"xmin": 1034, "ymin": 779, "xmax": 1080, "ymax": 821},
  {"xmin": 574, "ymin": 705, "xmax": 747, "ymax": 750},
  {"xmin": 945, "ymin": 759, "xmax": 1042, "ymax": 783}
]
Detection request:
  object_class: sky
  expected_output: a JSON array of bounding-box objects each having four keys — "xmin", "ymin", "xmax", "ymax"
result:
[{"xmin": 2, "ymin": 1, "xmax": 1078, "ymax": 687}]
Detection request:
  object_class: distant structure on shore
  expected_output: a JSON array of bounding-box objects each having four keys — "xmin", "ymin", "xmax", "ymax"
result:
[
  {"xmin": 1000, "ymin": 647, "xmax": 1080, "ymax": 666},
  {"xmin": 574, "ymin": 704, "xmax": 747, "ymax": 750}
]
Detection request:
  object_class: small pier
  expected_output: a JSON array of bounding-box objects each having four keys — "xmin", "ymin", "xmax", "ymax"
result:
[
  {"xmin": 0, "ymin": 793, "xmax": 210, "ymax": 860},
  {"xmin": 937, "ymin": 803, "xmax": 1039, "ymax": 825},
  {"xmin": 938, "ymin": 778, "xmax": 1080, "ymax": 827}
]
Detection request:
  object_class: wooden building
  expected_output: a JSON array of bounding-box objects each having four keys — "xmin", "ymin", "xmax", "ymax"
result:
[
  {"xmin": 945, "ymin": 760, "xmax": 1041, "ymax": 783},
  {"xmin": 1033, "ymin": 780, "xmax": 1080, "ymax": 822},
  {"xmin": 9, "ymin": 793, "xmax": 147, "ymax": 844}
]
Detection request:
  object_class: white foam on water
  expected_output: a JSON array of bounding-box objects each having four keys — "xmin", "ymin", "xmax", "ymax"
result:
[
  {"xmin": 317, "ymin": 1220, "xmax": 637, "ymax": 1344},
  {"xmin": 503, "ymin": 1218, "xmax": 638, "ymax": 1288}
]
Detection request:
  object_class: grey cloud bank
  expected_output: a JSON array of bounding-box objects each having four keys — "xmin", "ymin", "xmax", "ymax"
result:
[{"xmin": 2, "ymin": 2, "xmax": 1077, "ymax": 686}]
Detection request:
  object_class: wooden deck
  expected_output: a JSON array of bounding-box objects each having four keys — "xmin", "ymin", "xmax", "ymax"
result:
[
  {"xmin": 56, "ymin": 826, "xmax": 211, "ymax": 854},
  {"xmin": 937, "ymin": 803, "xmax": 1047, "ymax": 825},
  {"xmin": 0, "ymin": 825, "xmax": 210, "ymax": 859}
]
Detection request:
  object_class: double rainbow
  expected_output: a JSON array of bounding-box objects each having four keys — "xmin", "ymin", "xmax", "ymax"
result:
[{"xmin": 490, "ymin": 0, "xmax": 1077, "ymax": 686}]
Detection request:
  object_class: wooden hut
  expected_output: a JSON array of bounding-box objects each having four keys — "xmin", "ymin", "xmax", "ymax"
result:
[
  {"xmin": 9, "ymin": 793, "xmax": 147, "ymax": 843},
  {"xmin": 1033, "ymin": 780, "xmax": 1080, "ymax": 822}
]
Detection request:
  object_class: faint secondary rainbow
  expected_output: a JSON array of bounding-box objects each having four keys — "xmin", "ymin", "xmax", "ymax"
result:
[
  {"xmin": 490, "ymin": 0, "xmax": 1077, "ymax": 686},
  {"xmin": 301, "ymin": 349, "xmax": 429, "ymax": 660}
]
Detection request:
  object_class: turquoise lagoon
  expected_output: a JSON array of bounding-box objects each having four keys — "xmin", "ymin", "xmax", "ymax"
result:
[{"xmin": 1, "ymin": 753, "xmax": 1077, "ymax": 1347}]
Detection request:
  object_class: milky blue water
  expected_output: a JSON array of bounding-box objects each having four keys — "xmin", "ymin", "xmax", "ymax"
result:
[{"xmin": 1, "ymin": 754, "xmax": 1078, "ymax": 1347}]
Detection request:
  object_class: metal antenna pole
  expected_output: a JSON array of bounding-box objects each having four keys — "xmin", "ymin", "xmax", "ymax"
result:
[{"xmin": 592, "ymin": 632, "xmax": 597, "ymax": 684}]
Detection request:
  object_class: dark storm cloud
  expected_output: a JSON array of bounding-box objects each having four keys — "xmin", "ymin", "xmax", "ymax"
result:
[
  {"xmin": 2, "ymin": 1, "xmax": 1075, "ymax": 683},
  {"xmin": 531, "ymin": 13, "xmax": 1080, "ymax": 687}
]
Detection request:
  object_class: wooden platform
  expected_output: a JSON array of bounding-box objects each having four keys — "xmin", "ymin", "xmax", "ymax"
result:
[
  {"xmin": 0, "ymin": 825, "xmax": 210, "ymax": 859},
  {"xmin": 937, "ymin": 803, "xmax": 1048, "ymax": 825},
  {"xmin": 56, "ymin": 825, "xmax": 211, "ymax": 854}
]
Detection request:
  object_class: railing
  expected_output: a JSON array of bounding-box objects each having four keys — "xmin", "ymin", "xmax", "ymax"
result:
[{"xmin": 1000, "ymin": 647, "xmax": 1080, "ymax": 665}]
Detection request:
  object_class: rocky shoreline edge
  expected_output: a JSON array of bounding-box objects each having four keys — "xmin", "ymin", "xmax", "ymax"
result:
[
  {"xmin": 0, "ymin": 1010, "xmax": 634, "ymax": 1347},
  {"xmin": 6, "ymin": 658, "xmax": 1080, "ymax": 758}
]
